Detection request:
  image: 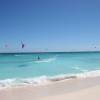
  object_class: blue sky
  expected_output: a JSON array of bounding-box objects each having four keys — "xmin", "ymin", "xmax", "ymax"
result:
[{"xmin": 0, "ymin": 0, "xmax": 100, "ymax": 52}]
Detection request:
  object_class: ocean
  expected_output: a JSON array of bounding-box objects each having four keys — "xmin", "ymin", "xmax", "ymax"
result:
[{"xmin": 0, "ymin": 52, "xmax": 100, "ymax": 88}]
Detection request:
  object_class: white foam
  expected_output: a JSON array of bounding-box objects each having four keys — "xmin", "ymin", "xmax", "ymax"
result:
[
  {"xmin": 0, "ymin": 79, "xmax": 16, "ymax": 88},
  {"xmin": 0, "ymin": 70, "xmax": 100, "ymax": 89},
  {"xmin": 15, "ymin": 55, "xmax": 21, "ymax": 56},
  {"xmin": 14, "ymin": 55, "xmax": 26, "ymax": 57},
  {"xmin": 0, "ymin": 76, "xmax": 50, "ymax": 89},
  {"xmin": 20, "ymin": 76, "xmax": 50, "ymax": 86},
  {"xmin": 76, "ymin": 70, "xmax": 100, "ymax": 78},
  {"xmin": 34, "ymin": 57, "xmax": 56, "ymax": 63}
]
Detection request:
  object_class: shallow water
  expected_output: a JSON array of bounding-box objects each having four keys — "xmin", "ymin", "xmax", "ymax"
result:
[{"xmin": 0, "ymin": 52, "xmax": 100, "ymax": 87}]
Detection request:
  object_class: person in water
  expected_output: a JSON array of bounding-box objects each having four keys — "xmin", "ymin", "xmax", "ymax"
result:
[{"xmin": 38, "ymin": 56, "xmax": 40, "ymax": 60}]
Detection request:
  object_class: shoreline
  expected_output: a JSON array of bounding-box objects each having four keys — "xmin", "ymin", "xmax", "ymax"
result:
[
  {"xmin": 0, "ymin": 76, "xmax": 100, "ymax": 100},
  {"xmin": 0, "ymin": 69, "xmax": 100, "ymax": 89}
]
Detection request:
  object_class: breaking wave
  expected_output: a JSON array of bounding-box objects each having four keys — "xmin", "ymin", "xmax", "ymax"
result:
[{"xmin": 0, "ymin": 70, "xmax": 100, "ymax": 89}]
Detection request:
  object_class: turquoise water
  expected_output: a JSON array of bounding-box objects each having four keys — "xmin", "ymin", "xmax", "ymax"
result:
[
  {"xmin": 0, "ymin": 52, "xmax": 100, "ymax": 79},
  {"xmin": 0, "ymin": 52, "xmax": 100, "ymax": 87}
]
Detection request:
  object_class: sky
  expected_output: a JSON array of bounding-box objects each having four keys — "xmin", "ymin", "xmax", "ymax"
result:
[{"xmin": 0, "ymin": 0, "xmax": 100, "ymax": 52}]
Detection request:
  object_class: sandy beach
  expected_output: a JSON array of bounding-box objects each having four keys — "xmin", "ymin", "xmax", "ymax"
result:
[
  {"xmin": 0, "ymin": 77, "xmax": 100, "ymax": 100},
  {"xmin": 39, "ymin": 85, "xmax": 100, "ymax": 100}
]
